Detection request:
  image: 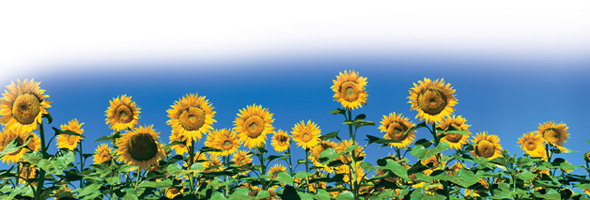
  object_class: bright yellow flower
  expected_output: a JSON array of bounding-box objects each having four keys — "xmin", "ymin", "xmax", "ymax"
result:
[
  {"xmin": 56, "ymin": 119, "xmax": 84, "ymax": 150},
  {"xmin": 105, "ymin": 94, "xmax": 140, "ymax": 131},
  {"xmin": 331, "ymin": 70, "xmax": 368, "ymax": 110},
  {"xmin": 116, "ymin": 125, "xmax": 166, "ymax": 171},
  {"xmin": 167, "ymin": 93, "xmax": 216, "ymax": 143},
  {"xmin": 585, "ymin": 152, "xmax": 590, "ymax": 163},
  {"xmin": 54, "ymin": 185, "xmax": 74, "ymax": 199},
  {"xmin": 165, "ymin": 187, "xmax": 184, "ymax": 199},
  {"xmin": 471, "ymin": 132, "xmax": 503, "ymax": 160},
  {"xmin": 378, "ymin": 112, "xmax": 416, "ymax": 149},
  {"xmin": 291, "ymin": 120, "xmax": 321, "ymax": 150},
  {"xmin": 268, "ymin": 164, "xmax": 287, "ymax": 178},
  {"xmin": 0, "ymin": 127, "xmax": 40, "ymax": 164},
  {"xmin": 536, "ymin": 121, "xmax": 568, "ymax": 147},
  {"xmin": 93, "ymin": 143, "xmax": 113, "ymax": 164},
  {"xmin": 336, "ymin": 140, "xmax": 365, "ymax": 164},
  {"xmin": 232, "ymin": 150, "xmax": 252, "ymax": 166},
  {"xmin": 437, "ymin": 115, "xmax": 471, "ymax": 150},
  {"xmin": 205, "ymin": 128, "xmax": 239, "ymax": 157},
  {"xmin": 407, "ymin": 78, "xmax": 457, "ymax": 124},
  {"xmin": 168, "ymin": 130, "xmax": 189, "ymax": 156},
  {"xmin": 517, "ymin": 132, "xmax": 546, "ymax": 160},
  {"xmin": 0, "ymin": 79, "xmax": 52, "ymax": 133},
  {"xmin": 271, "ymin": 129, "xmax": 290, "ymax": 153},
  {"xmin": 309, "ymin": 140, "xmax": 338, "ymax": 172},
  {"xmin": 19, "ymin": 163, "xmax": 37, "ymax": 186},
  {"xmin": 234, "ymin": 104, "xmax": 274, "ymax": 149}
]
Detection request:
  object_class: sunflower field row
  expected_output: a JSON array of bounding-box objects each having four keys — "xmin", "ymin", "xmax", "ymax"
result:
[{"xmin": 0, "ymin": 71, "xmax": 589, "ymax": 200}]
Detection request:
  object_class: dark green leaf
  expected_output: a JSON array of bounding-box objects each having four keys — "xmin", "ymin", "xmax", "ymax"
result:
[
  {"xmin": 335, "ymin": 191, "xmax": 355, "ymax": 200},
  {"xmin": 447, "ymin": 169, "xmax": 479, "ymax": 188},
  {"xmin": 0, "ymin": 137, "xmax": 30, "ymax": 158},
  {"xmin": 201, "ymin": 146, "xmax": 223, "ymax": 152},
  {"xmin": 353, "ymin": 114, "xmax": 366, "ymax": 121},
  {"xmin": 405, "ymin": 121, "xmax": 427, "ymax": 135},
  {"xmin": 52, "ymin": 127, "xmax": 87, "ymax": 138},
  {"xmin": 411, "ymin": 142, "xmax": 449, "ymax": 160},
  {"xmin": 319, "ymin": 130, "xmax": 341, "ymax": 141},
  {"xmin": 375, "ymin": 160, "xmax": 411, "ymax": 182},
  {"xmin": 366, "ymin": 135, "xmax": 400, "ymax": 146},
  {"xmin": 78, "ymin": 183, "xmax": 102, "ymax": 197},
  {"xmin": 43, "ymin": 113, "xmax": 53, "ymax": 124},
  {"xmin": 329, "ymin": 108, "xmax": 346, "ymax": 115},
  {"xmin": 94, "ymin": 132, "xmax": 120, "ymax": 143},
  {"xmin": 256, "ymin": 190, "xmax": 270, "ymax": 199},
  {"xmin": 313, "ymin": 189, "xmax": 331, "ymax": 200},
  {"xmin": 272, "ymin": 172, "xmax": 294, "ymax": 185},
  {"xmin": 137, "ymin": 179, "xmax": 173, "ymax": 188},
  {"xmin": 517, "ymin": 171, "xmax": 537, "ymax": 182},
  {"xmin": 277, "ymin": 186, "xmax": 300, "ymax": 200}
]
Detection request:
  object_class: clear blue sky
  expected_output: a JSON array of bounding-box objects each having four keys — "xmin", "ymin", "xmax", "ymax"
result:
[{"xmin": 4, "ymin": 53, "xmax": 589, "ymax": 177}]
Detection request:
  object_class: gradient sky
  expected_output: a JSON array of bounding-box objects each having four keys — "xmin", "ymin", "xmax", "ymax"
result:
[{"xmin": 1, "ymin": 0, "xmax": 590, "ymax": 181}]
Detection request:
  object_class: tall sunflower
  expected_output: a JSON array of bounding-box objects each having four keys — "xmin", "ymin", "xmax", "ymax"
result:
[
  {"xmin": 232, "ymin": 150, "xmax": 253, "ymax": 166},
  {"xmin": 56, "ymin": 119, "xmax": 84, "ymax": 150},
  {"xmin": 585, "ymin": 152, "xmax": 590, "ymax": 163},
  {"xmin": 331, "ymin": 70, "xmax": 368, "ymax": 110},
  {"xmin": 169, "ymin": 131, "xmax": 189, "ymax": 156},
  {"xmin": 234, "ymin": 104, "xmax": 275, "ymax": 149},
  {"xmin": 116, "ymin": 125, "xmax": 166, "ymax": 171},
  {"xmin": 378, "ymin": 112, "xmax": 416, "ymax": 149},
  {"xmin": 268, "ymin": 164, "xmax": 286, "ymax": 178},
  {"xmin": 407, "ymin": 78, "xmax": 457, "ymax": 124},
  {"xmin": 437, "ymin": 115, "xmax": 471, "ymax": 150},
  {"xmin": 271, "ymin": 129, "xmax": 290, "ymax": 153},
  {"xmin": 0, "ymin": 79, "xmax": 52, "ymax": 133},
  {"xmin": 517, "ymin": 132, "xmax": 546, "ymax": 160},
  {"xmin": 309, "ymin": 140, "xmax": 338, "ymax": 172},
  {"xmin": 471, "ymin": 132, "xmax": 503, "ymax": 160},
  {"xmin": 205, "ymin": 128, "xmax": 239, "ymax": 157},
  {"xmin": 291, "ymin": 120, "xmax": 321, "ymax": 150},
  {"xmin": 536, "ymin": 121, "xmax": 569, "ymax": 147},
  {"xmin": 167, "ymin": 93, "xmax": 216, "ymax": 143},
  {"xmin": 105, "ymin": 95, "xmax": 141, "ymax": 131},
  {"xmin": 0, "ymin": 127, "xmax": 41, "ymax": 164},
  {"xmin": 93, "ymin": 143, "xmax": 113, "ymax": 164}
]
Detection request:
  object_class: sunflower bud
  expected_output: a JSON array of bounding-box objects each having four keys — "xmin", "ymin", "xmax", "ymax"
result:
[{"xmin": 584, "ymin": 152, "xmax": 590, "ymax": 163}]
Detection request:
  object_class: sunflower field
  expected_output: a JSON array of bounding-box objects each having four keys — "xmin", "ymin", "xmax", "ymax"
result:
[{"xmin": 1, "ymin": 71, "xmax": 590, "ymax": 200}]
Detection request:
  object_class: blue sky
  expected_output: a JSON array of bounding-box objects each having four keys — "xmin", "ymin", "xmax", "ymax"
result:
[{"xmin": 1, "ymin": 0, "xmax": 590, "ymax": 181}]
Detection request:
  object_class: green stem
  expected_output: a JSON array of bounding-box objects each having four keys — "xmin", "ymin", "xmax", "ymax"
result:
[
  {"xmin": 444, "ymin": 180, "xmax": 450, "ymax": 200},
  {"xmin": 257, "ymin": 151, "xmax": 267, "ymax": 190},
  {"xmin": 188, "ymin": 140, "xmax": 195, "ymax": 193},
  {"xmin": 34, "ymin": 121, "xmax": 47, "ymax": 200},
  {"xmin": 287, "ymin": 146, "xmax": 294, "ymax": 175},
  {"xmin": 346, "ymin": 109, "xmax": 359, "ymax": 200},
  {"xmin": 79, "ymin": 140, "xmax": 84, "ymax": 188}
]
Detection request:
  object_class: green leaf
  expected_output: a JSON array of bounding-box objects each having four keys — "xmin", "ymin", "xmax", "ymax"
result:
[
  {"xmin": 366, "ymin": 135, "xmax": 400, "ymax": 146},
  {"xmin": 352, "ymin": 120, "xmax": 376, "ymax": 129},
  {"xmin": 360, "ymin": 162, "xmax": 373, "ymax": 171},
  {"xmin": 38, "ymin": 151, "xmax": 76, "ymax": 175},
  {"xmin": 410, "ymin": 187, "xmax": 446, "ymax": 200},
  {"xmin": 137, "ymin": 179, "xmax": 173, "ymax": 188},
  {"xmin": 375, "ymin": 160, "xmax": 411, "ymax": 182},
  {"xmin": 52, "ymin": 127, "xmax": 87, "ymax": 138},
  {"xmin": 119, "ymin": 165, "xmax": 139, "ymax": 173},
  {"xmin": 211, "ymin": 191, "xmax": 229, "ymax": 200},
  {"xmin": 0, "ymin": 137, "xmax": 31, "ymax": 158},
  {"xmin": 576, "ymin": 183, "xmax": 590, "ymax": 190},
  {"xmin": 411, "ymin": 142, "xmax": 449, "ymax": 160},
  {"xmin": 516, "ymin": 157, "xmax": 535, "ymax": 169},
  {"xmin": 405, "ymin": 121, "xmax": 427, "ymax": 135},
  {"xmin": 43, "ymin": 113, "xmax": 53, "ymax": 124},
  {"xmin": 277, "ymin": 186, "xmax": 299, "ymax": 200},
  {"xmin": 165, "ymin": 140, "xmax": 186, "ymax": 149},
  {"xmin": 587, "ymin": 140, "xmax": 590, "ymax": 146},
  {"xmin": 313, "ymin": 189, "xmax": 331, "ymax": 200},
  {"xmin": 329, "ymin": 108, "xmax": 346, "ymax": 115},
  {"xmin": 79, "ymin": 183, "xmax": 102, "ymax": 197},
  {"xmin": 335, "ymin": 191, "xmax": 355, "ymax": 200},
  {"xmin": 517, "ymin": 171, "xmax": 537, "ymax": 182},
  {"xmin": 534, "ymin": 188, "xmax": 561, "ymax": 199},
  {"xmin": 297, "ymin": 192, "xmax": 315, "ymax": 200},
  {"xmin": 272, "ymin": 172, "xmax": 294, "ymax": 185},
  {"xmin": 94, "ymin": 132, "xmax": 120, "ymax": 143},
  {"xmin": 294, "ymin": 171, "xmax": 313, "ymax": 179},
  {"xmin": 230, "ymin": 187, "xmax": 254, "ymax": 200},
  {"xmin": 201, "ymin": 146, "xmax": 224, "ymax": 152},
  {"xmin": 319, "ymin": 145, "xmax": 358, "ymax": 166},
  {"xmin": 319, "ymin": 130, "xmax": 341, "ymax": 141},
  {"xmin": 190, "ymin": 163, "xmax": 205, "ymax": 171},
  {"xmin": 256, "ymin": 190, "xmax": 270, "ymax": 199},
  {"xmin": 447, "ymin": 169, "xmax": 479, "ymax": 188},
  {"xmin": 353, "ymin": 114, "xmax": 366, "ymax": 121},
  {"xmin": 436, "ymin": 124, "xmax": 469, "ymax": 135}
]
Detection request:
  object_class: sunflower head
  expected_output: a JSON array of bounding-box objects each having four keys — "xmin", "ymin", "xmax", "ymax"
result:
[
  {"xmin": 56, "ymin": 119, "xmax": 84, "ymax": 150},
  {"xmin": 169, "ymin": 131, "xmax": 189, "ymax": 156},
  {"xmin": 165, "ymin": 187, "xmax": 184, "ymax": 199},
  {"xmin": 585, "ymin": 152, "xmax": 590, "ymax": 163},
  {"xmin": 437, "ymin": 115, "xmax": 471, "ymax": 150},
  {"xmin": 105, "ymin": 95, "xmax": 141, "ymax": 131},
  {"xmin": 268, "ymin": 164, "xmax": 287, "ymax": 178},
  {"xmin": 271, "ymin": 129, "xmax": 290, "ymax": 153},
  {"xmin": 0, "ymin": 79, "xmax": 52, "ymax": 133},
  {"xmin": 536, "ymin": 121, "xmax": 568, "ymax": 147},
  {"xmin": 205, "ymin": 128, "xmax": 240, "ymax": 157},
  {"xmin": 167, "ymin": 93, "xmax": 216, "ymax": 144},
  {"xmin": 116, "ymin": 125, "xmax": 166, "ymax": 171},
  {"xmin": 378, "ymin": 112, "xmax": 416, "ymax": 149},
  {"xmin": 517, "ymin": 132, "xmax": 546, "ymax": 160},
  {"xmin": 471, "ymin": 132, "xmax": 503, "ymax": 160},
  {"xmin": 331, "ymin": 70, "xmax": 368, "ymax": 110},
  {"xmin": 54, "ymin": 185, "xmax": 74, "ymax": 200},
  {"xmin": 291, "ymin": 120, "xmax": 321, "ymax": 150},
  {"xmin": 309, "ymin": 140, "xmax": 338, "ymax": 172},
  {"xmin": 233, "ymin": 104, "xmax": 275, "ymax": 149},
  {"xmin": 407, "ymin": 78, "xmax": 457, "ymax": 124},
  {"xmin": 93, "ymin": 143, "xmax": 113, "ymax": 164},
  {"xmin": 0, "ymin": 127, "xmax": 41, "ymax": 164}
]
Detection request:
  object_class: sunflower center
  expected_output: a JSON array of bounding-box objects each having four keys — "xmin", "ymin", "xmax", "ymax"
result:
[
  {"xmin": 543, "ymin": 128, "xmax": 560, "ymax": 143},
  {"xmin": 12, "ymin": 93, "xmax": 41, "ymax": 125},
  {"xmin": 417, "ymin": 88, "xmax": 448, "ymax": 115},
  {"xmin": 179, "ymin": 106, "xmax": 206, "ymax": 131},
  {"xmin": 444, "ymin": 133, "xmax": 463, "ymax": 143},
  {"xmin": 279, "ymin": 136, "xmax": 288, "ymax": 145},
  {"xmin": 222, "ymin": 140, "xmax": 233, "ymax": 150},
  {"xmin": 525, "ymin": 140, "xmax": 537, "ymax": 151},
  {"xmin": 300, "ymin": 130, "xmax": 313, "ymax": 142},
  {"xmin": 475, "ymin": 140, "xmax": 496, "ymax": 158},
  {"xmin": 244, "ymin": 116, "xmax": 265, "ymax": 138},
  {"xmin": 126, "ymin": 133, "xmax": 158, "ymax": 161},
  {"xmin": 115, "ymin": 105, "xmax": 134, "ymax": 123},
  {"xmin": 387, "ymin": 122, "xmax": 409, "ymax": 141},
  {"xmin": 340, "ymin": 82, "xmax": 360, "ymax": 102},
  {"xmin": 100, "ymin": 151, "xmax": 111, "ymax": 160}
]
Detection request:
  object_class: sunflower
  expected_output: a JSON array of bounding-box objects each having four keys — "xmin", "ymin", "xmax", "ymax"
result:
[
  {"xmin": 378, "ymin": 112, "xmax": 416, "ymax": 149},
  {"xmin": 0, "ymin": 79, "xmax": 52, "ymax": 133},
  {"xmin": 309, "ymin": 140, "xmax": 338, "ymax": 172},
  {"xmin": 271, "ymin": 129, "xmax": 290, "ymax": 153},
  {"xmin": 536, "ymin": 121, "xmax": 569, "ymax": 147},
  {"xmin": 205, "ymin": 128, "xmax": 239, "ymax": 156},
  {"xmin": 93, "ymin": 143, "xmax": 113, "ymax": 164},
  {"xmin": 116, "ymin": 125, "xmax": 166, "ymax": 171},
  {"xmin": 335, "ymin": 162, "xmax": 366, "ymax": 184},
  {"xmin": 517, "ymin": 132, "xmax": 546, "ymax": 160},
  {"xmin": 54, "ymin": 185, "xmax": 75, "ymax": 199},
  {"xmin": 291, "ymin": 120, "xmax": 321, "ymax": 150},
  {"xmin": 407, "ymin": 78, "xmax": 457, "ymax": 124},
  {"xmin": 331, "ymin": 70, "xmax": 368, "ymax": 110},
  {"xmin": 55, "ymin": 119, "xmax": 84, "ymax": 150},
  {"xmin": 420, "ymin": 153, "xmax": 445, "ymax": 176},
  {"xmin": 105, "ymin": 95, "xmax": 141, "ymax": 131},
  {"xmin": 206, "ymin": 154, "xmax": 225, "ymax": 172},
  {"xmin": 165, "ymin": 187, "xmax": 184, "ymax": 199},
  {"xmin": 471, "ymin": 132, "xmax": 503, "ymax": 160},
  {"xmin": 169, "ymin": 131, "xmax": 189, "ymax": 156},
  {"xmin": 232, "ymin": 150, "xmax": 253, "ymax": 166},
  {"xmin": 268, "ymin": 164, "xmax": 287, "ymax": 178},
  {"xmin": 437, "ymin": 115, "xmax": 470, "ymax": 150},
  {"xmin": 234, "ymin": 104, "xmax": 275, "ymax": 149},
  {"xmin": 0, "ymin": 127, "xmax": 41, "ymax": 164},
  {"xmin": 585, "ymin": 152, "xmax": 590, "ymax": 163},
  {"xmin": 167, "ymin": 93, "xmax": 216, "ymax": 144},
  {"xmin": 19, "ymin": 163, "xmax": 38, "ymax": 186}
]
